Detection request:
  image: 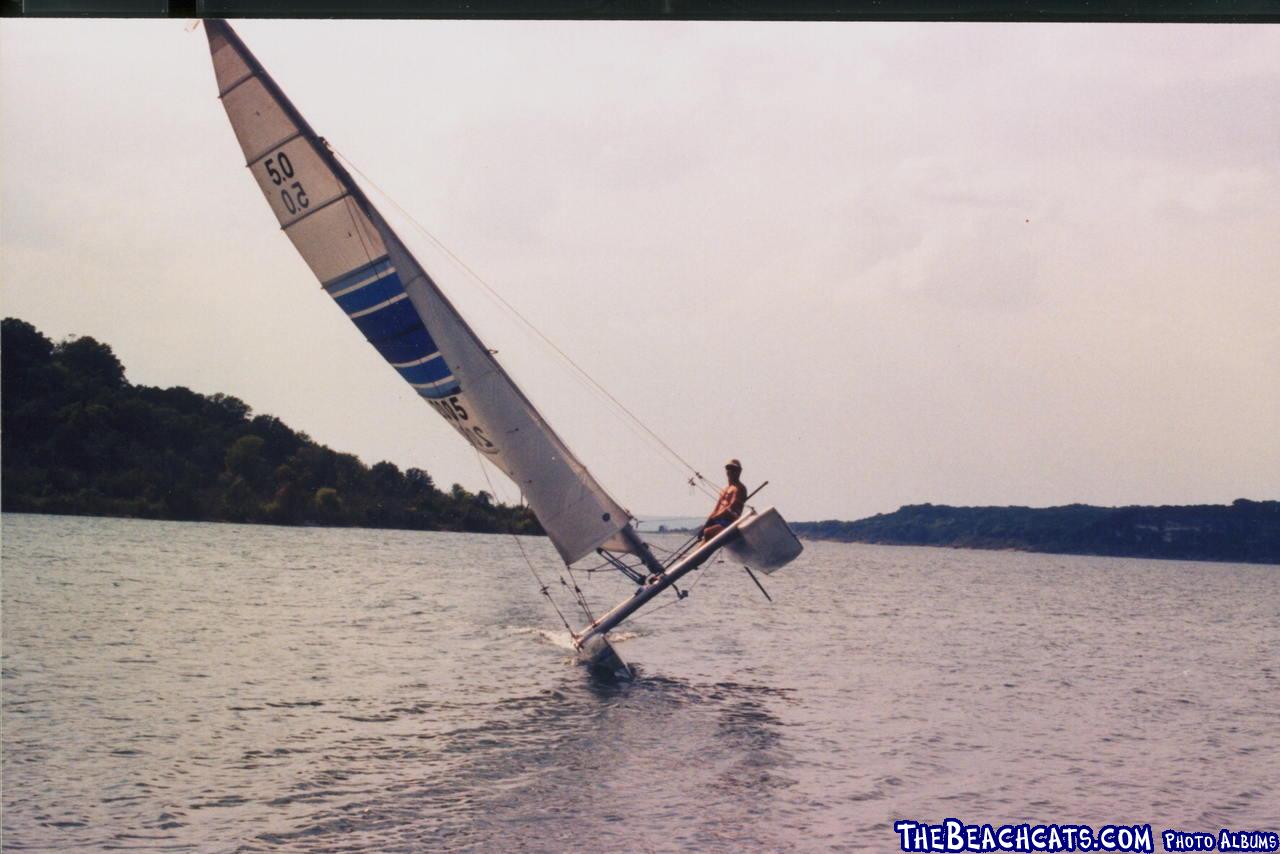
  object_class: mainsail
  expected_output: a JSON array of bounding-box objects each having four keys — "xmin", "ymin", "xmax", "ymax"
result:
[{"xmin": 205, "ymin": 20, "xmax": 631, "ymax": 564}]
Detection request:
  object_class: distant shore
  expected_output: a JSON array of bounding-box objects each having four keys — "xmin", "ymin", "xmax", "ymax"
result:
[{"xmin": 791, "ymin": 501, "xmax": 1280, "ymax": 565}]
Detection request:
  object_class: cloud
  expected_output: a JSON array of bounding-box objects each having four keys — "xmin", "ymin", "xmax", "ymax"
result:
[{"xmin": 3, "ymin": 20, "xmax": 1277, "ymax": 520}]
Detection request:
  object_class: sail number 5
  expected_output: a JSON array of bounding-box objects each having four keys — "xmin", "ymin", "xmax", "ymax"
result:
[
  {"xmin": 264, "ymin": 152, "xmax": 310, "ymax": 216},
  {"xmin": 430, "ymin": 395, "xmax": 498, "ymax": 455}
]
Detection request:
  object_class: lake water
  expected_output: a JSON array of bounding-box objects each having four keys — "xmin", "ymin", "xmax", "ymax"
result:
[{"xmin": 3, "ymin": 513, "xmax": 1277, "ymax": 852}]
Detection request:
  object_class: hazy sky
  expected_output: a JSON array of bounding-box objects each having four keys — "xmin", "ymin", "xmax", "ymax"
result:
[{"xmin": 2, "ymin": 20, "xmax": 1277, "ymax": 521}]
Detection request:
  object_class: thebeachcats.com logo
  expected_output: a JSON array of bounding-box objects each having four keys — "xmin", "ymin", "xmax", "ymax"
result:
[
  {"xmin": 1163, "ymin": 830, "xmax": 1280, "ymax": 852},
  {"xmin": 893, "ymin": 819, "xmax": 1279, "ymax": 853}
]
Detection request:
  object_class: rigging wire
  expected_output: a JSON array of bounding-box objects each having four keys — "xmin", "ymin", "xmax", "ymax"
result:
[
  {"xmin": 330, "ymin": 147, "xmax": 735, "ymax": 635},
  {"xmin": 468, "ymin": 444, "xmax": 612, "ymax": 633},
  {"xmin": 470, "ymin": 449, "xmax": 580, "ymax": 637},
  {"xmin": 333, "ymin": 149, "xmax": 721, "ymax": 502},
  {"xmin": 562, "ymin": 561, "xmax": 595, "ymax": 624}
]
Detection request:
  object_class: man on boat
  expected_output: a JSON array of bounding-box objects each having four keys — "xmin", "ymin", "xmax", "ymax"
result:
[{"xmin": 697, "ymin": 459, "xmax": 747, "ymax": 543}]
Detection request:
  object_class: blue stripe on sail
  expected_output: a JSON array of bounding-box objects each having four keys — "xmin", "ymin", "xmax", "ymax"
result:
[
  {"xmin": 416, "ymin": 379, "xmax": 461, "ymax": 400},
  {"xmin": 335, "ymin": 273, "xmax": 406, "ymax": 315},
  {"xmin": 396, "ymin": 356, "xmax": 452, "ymax": 384},
  {"xmin": 370, "ymin": 326, "xmax": 438, "ymax": 365},
  {"xmin": 326, "ymin": 258, "xmax": 462, "ymax": 399},
  {"xmin": 351, "ymin": 296, "xmax": 420, "ymax": 342}
]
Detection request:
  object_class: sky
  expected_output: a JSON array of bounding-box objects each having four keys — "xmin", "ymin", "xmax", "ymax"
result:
[{"xmin": 2, "ymin": 20, "xmax": 1277, "ymax": 522}]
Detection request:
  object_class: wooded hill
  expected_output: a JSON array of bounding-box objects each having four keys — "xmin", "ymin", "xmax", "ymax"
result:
[{"xmin": 1, "ymin": 317, "xmax": 541, "ymax": 535}]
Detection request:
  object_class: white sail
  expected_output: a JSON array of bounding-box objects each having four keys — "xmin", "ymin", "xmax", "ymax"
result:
[{"xmin": 205, "ymin": 20, "xmax": 631, "ymax": 564}]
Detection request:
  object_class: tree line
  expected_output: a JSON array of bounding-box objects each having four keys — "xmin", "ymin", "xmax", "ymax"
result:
[
  {"xmin": 792, "ymin": 501, "xmax": 1280, "ymax": 565},
  {"xmin": 1, "ymin": 317, "xmax": 542, "ymax": 536}
]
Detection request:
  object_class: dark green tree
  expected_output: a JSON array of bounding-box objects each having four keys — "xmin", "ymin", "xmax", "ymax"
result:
[{"xmin": 1, "ymin": 317, "xmax": 544, "ymax": 539}]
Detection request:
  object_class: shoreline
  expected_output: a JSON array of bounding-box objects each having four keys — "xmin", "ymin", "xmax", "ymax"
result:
[
  {"xmin": 795, "ymin": 535, "xmax": 1280, "ymax": 567},
  {"xmin": 0, "ymin": 508, "xmax": 548, "ymax": 540},
  {"xmin": 5, "ymin": 509, "xmax": 1276, "ymax": 566}
]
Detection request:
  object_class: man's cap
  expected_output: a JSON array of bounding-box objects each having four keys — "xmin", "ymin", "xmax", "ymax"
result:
[{"xmin": 725, "ymin": 458, "xmax": 742, "ymax": 471}]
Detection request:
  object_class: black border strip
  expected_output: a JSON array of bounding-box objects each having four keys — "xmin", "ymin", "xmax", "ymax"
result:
[{"xmin": 7, "ymin": 0, "xmax": 1279, "ymax": 21}]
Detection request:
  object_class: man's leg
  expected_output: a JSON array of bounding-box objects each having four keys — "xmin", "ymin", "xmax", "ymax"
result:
[{"xmin": 697, "ymin": 521, "xmax": 726, "ymax": 544}]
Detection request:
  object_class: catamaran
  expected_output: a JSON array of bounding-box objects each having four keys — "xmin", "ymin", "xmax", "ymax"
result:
[{"xmin": 203, "ymin": 20, "xmax": 803, "ymax": 677}]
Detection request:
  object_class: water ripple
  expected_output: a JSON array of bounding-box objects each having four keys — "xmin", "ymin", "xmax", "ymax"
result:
[{"xmin": 3, "ymin": 514, "xmax": 1277, "ymax": 852}]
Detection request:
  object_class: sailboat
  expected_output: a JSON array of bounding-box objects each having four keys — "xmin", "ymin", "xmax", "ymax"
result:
[{"xmin": 203, "ymin": 20, "xmax": 803, "ymax": 677}]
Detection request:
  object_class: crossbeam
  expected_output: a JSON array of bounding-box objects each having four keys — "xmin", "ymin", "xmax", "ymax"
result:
[{"xmin": 573, "ymin": 516, "xmax": 748, "ymax": 658}]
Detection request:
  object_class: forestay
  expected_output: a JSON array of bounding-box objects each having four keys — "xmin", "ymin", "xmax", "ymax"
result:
[{"xmin": 205, "ymin": 21, "xmax": 631, "ymax": 564}]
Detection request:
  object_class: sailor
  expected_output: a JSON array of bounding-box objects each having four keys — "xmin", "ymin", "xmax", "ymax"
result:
[{"xmin": 697, "ymin": 459, "xmax": 747, "ymax": 543}]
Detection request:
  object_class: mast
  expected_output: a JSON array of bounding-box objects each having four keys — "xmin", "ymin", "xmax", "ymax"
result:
[
  {"xmin": 205, "ymin": 19, "xmax": 634, "ymax": 566},
  {"xmin": 208, "ymin": 21, "xmax": 568, "ymax": 461},
  {"xmin": 203, "ymin": 22, "xmax": 804, "ymax": 677}
]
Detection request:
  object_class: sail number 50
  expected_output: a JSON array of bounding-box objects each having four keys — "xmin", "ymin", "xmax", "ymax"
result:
[{"xmin": 264, "ymin": 152, "xmax": 310, "ymax": 216}]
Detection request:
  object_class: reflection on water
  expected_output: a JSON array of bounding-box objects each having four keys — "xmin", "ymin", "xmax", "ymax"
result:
[
  {"xmin": 222, "ymin": 674, "xmax": 795, "ymax": 852},
  {"xmin": 3, "ymin": 513, "xmax": 1277, "ymax": 852}
]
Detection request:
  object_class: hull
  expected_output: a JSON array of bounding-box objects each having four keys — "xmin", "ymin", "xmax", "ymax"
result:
[
  {"xmin": 569, "ymin": 508, "xmax": 803, "ymax": 678},
  {"xmin": 575, "ymin": 633, "xmax": 633, "ymax": 680}
]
